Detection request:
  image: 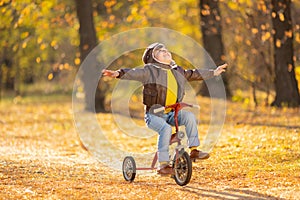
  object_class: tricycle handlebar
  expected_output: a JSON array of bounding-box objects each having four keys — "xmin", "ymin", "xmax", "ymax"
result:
[
  {"xmin": 153, "ymin": 107, "xmax": 165, "ymax": 113},
  {"xmin": 153, "ymin": 102, "xmax": 200, "ymax": 132},
  {"xmin": 153, "ymin": 102, "xmax": 200, "ymax": 114}
]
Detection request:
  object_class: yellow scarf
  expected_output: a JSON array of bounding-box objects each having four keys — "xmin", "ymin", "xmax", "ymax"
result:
[{"xmin": 165, "ymin": 69, "xmax": 178, "ymax": 113}]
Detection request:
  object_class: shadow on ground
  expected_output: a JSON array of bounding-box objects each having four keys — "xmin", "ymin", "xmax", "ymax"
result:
[{"xmin": 180, "ymin": 186, "xmax": 286, "ymax": 200}]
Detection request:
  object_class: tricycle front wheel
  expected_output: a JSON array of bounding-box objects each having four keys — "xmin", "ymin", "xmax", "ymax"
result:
[{"xmin": 173, "ymin": 151, "xmax": 192, "ymax": 186}]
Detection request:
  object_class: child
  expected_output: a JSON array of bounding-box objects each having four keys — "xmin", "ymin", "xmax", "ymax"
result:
[{"xmin": 102, "ymin": 42, "xmax": 227, "ymax": 175}]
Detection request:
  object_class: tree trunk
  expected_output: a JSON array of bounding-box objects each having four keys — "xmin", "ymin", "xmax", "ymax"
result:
[
  {"xmin": 198, "ymin": 0, "xmax": 231, "ymax": 98},
  {"xmin": 0, "ymin": 60, "xmax": 2, "ymax": 102},
  {"xmin": 271, "ymin": 0, "xmax": 300, "ymax": 107},
  {"xmin": 75, "ymin": 0, "xmax": 106, "ymax": 112}
]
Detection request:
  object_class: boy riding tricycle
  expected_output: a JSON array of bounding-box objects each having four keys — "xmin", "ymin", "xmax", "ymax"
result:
[{"xmin": 102, "ymin": 42, "xmax": 227, "ymax": 185}]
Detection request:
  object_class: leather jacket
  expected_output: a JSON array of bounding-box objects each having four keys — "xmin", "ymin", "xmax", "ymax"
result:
[{"xmin": 117, "ymin": 64, "xmax": 214, "ymax": 112}]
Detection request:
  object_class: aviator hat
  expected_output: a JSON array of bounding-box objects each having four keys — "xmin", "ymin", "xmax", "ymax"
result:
[{"xmin": 142, "ymin": 42, "xmax": 165, "ymax": 64}]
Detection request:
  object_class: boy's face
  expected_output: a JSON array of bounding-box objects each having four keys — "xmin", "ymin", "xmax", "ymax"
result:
[{"xmin": 153, "ymin": 47, "xmax": 173, "ymax": 64}]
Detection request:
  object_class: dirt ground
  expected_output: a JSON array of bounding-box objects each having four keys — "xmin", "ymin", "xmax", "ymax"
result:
[{"xmin": 0, "ymin": 97, "xmax": 299, "ymax": 199}]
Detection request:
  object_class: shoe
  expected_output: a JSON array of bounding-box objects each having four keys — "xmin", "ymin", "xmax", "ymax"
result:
[
  {"xmin": 190, "ymin": 149, "xmax": 210, "ymax": 160},
  {"xmin": 157, "ymin": 165, "xmax": 174, "ymax": 175}
]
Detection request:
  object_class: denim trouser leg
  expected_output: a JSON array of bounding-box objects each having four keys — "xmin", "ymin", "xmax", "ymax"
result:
[
  {"xmin": 145, "ymin": 110, "xmax": 200, "ymax": 163},
  {"xmin": 145, "ymin": 113, "xmax": 172, "ymax": 162},
  {"xmin": 176, "ymin": 110, "xmax": 200, "ymax": 147}
]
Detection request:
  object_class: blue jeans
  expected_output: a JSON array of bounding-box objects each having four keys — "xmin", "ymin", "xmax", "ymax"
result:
[{"xmin": 144, "ymin": 110, "xmax": 200, "ymax": 163}]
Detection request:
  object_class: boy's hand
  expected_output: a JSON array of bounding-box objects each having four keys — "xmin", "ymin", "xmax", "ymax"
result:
[
  {"xmin": 214, "ymin": 63, "xmax": 227, "ymax": 76},
  {"xmin": 102, "ymin": 69, "xmax": 119, "ymax": 78}
]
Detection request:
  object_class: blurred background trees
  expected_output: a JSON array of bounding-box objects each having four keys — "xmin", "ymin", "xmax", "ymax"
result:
[
  {"xmin": 198, "ymin": 0, "xmax": 231, "ymax": 98},
  {"xmin": 271, "ymin": 0, "xmax": 300, "ymax": 107},
  {"xmin": 0, "ymin": 0, "xmax": 77, "ymax": 97},
  {"xmin": 0, "ymin": 0, "xmax": 299, "ymax": 109}
]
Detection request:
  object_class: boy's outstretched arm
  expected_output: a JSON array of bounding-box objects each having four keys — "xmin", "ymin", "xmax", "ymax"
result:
[{"xmin": 102, "ymin": 69, "xmax": 119, "ymax": 78}]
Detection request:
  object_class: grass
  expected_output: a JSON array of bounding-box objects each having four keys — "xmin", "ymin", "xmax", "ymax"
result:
[{"xmin": 0, "ymin": 94, "xmax": 299, "ymax": 199}]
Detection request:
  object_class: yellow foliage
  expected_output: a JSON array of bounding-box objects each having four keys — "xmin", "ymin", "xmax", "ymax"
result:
[
  {"xmin": 21, "ymin": 32, "xmax": 29, "ymax": 39},
  {"xmin": 36, "ymin": 57, "xmax": 41, "ymax": 63},
  {"xmin": 201, "ymin": 9, "xmax": 210, "ymax": 16},
  {"xmin": 63, "ymin": 63, "xmax": 71, "ymax": 70},
  {"xmin": 257, "ymin": 2, "xmax": 267, "ymax": 13},
  {"xmin": 50, "ymin": 40, "xmax": 57, "ymax": 48},
  {"xmin": 279, "ymin": 13, "xmax": 285, "ymax": 21},
  {"xmin": 74, "ymin": 58, "xmax": 80, "ymax": 65},
  {"xmin": 229, "ymin": 50, "xmax": 236, "ymax": 60},
  {"xmin": 109, "ymin": 15, "xmax": 115, "ymax": 21},
  {"xmin": 47, "ymin": 73, "xmax": 54, "ymax": 80},
  {"xmin": 12, "ymin": 44, "xmax": 18, "ymax": 52},
  {"xmin": 40, "ymin": 43, "xmax": 46, "ymax": 50},
  {"xmin": 59, "ymin": 64, "xmax": 64, "ymax": 70},
  {"xmin": 126, "ymin": 15, "xmax": 133, "ymax": 23},
  {"xmin": 42, "ymin": 23, "xmax": 49, "ymax": 29},
  {"xmin": 104, "ymin": 0, "xmax": 117, "ymax": 8},
  {"xmin": 37, "ymin": 37, "xmax": 43, "ymax": 44},
  {"xmin": 228, "ymin": 2, "xmax": 239, "ymax": 10},
  {"xmin": 295, "ymin": 66, "xmax": 300, "ymax": 91},
  {"xmin": 234, "ymin": 35, "xmax": 243, "ymax": 43},
  {"xmin": 276, "ymin": 39, "xmax": 281, "ymax": 48},
  {"xmin": 41, "ymin": 1, "xmax": 54, "ymax": 11},
  {"xmin": 285, "ymin": 30, "xmax": 293, "ymax": 38},
  {"xmin": 261, "ymin": 32, "xmax": 271, "ymax": 42},
  {"xmin": 1, "ymin": 7, "xmax": 6, "ymax": 13},
  {"xmin": 22, "ymin": 42, "xmax": 27, "ymax": 49},
  {"xmin": 296, "ymin": 33, "xmax": 300, "ymax": 43},
  {"xmin": 251, "ymin": 28, "xmax": 258, "ymax": 34}
]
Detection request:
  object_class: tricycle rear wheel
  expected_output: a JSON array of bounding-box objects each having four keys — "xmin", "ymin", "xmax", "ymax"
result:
[{"xmin": 122, "ymin": 156, "xmax": 136, "ymax": 182}]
